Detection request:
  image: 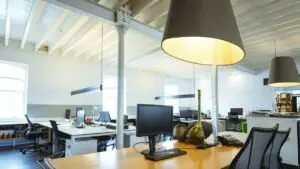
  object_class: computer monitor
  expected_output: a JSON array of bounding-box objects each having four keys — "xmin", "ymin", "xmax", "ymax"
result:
[
  {"xmin": 99, "ymin": 111, "xmax": 111, "ymax": 123},
  {"xmin": 180, "ymin": 110, "xmax": 193, "ymax": 119},
  {"xmin": 76, "ymin": 108, "xmax": 85, "ymax": 124},
  {"xmin": 191, "ymin": 110, "xmax": 198, "ymax": 120},
  {"xmin": 229, "ymin": 108, "xmax": 243, "ymax": 115},
  {"xmin": 136, "ymin": 104, "xmax": 173, "ymax": 155},
  {"xmin": 65, "ymin": 109, "xmax": 71, "ymax": 120}
]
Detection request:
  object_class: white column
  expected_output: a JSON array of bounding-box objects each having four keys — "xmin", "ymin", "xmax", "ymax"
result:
[
  {"xmin": 116, "ymin": 24, "xmax": 126, "ymax": 149},
  {"xmin": 211, "ymin": 64, "xmax": 219, "ymax": 144},
  {"xmin": 115, "ymin": 8, "xmax": 130, "ymax": 149}
]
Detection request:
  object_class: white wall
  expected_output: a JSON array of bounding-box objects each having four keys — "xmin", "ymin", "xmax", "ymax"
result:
[
  {"xmin": 0, "ymin": 45, "xmax": 192, "ymax": 108},
  {"xmin": 192, "ymin": 68, "xmax": 273, "ymax": 116},
  {"xmin": 0, "ymin": 43, "xmax": 274, "ymax": 117}
]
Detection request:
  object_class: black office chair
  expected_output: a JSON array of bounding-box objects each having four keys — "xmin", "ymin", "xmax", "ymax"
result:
[
  {"xmin": 227, "ymin": 113, "xmax": 241, "ymax": 132},
  {"xmin": 264, "ymin": 128, "xmax": 291, "ymax": 169},
  {"xmin": 20, "ymin": 115, "xmax": 48, "ymax": 155},
  {"xmin": 37, "ymin": 158, "xmax": 56, "ymax": 169},
  {"xmin": 37, "ymin": 121, "xmax": 66, "ymax": 169},
  {"xmin": 49, "ymin": 120, "xmax": 66, "ymax": 158},
  {"xmin": 97, "ymin": 111, "xmax": 117, "ymax": 151},
  {"xmin": 228, "ymin": 124, "xmax": 279, "ymax": 169}
]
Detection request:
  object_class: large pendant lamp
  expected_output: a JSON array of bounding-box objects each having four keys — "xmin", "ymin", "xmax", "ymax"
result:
[
  {"xmin": 161, "ymin": 0, "xmax": 244, "ymax": 144},
  {"xmin": 161, "ymin": 0, "xmax": 245, "ymax": 65},
  {"xmin": 268, "ymin": 56, "xmax": 300, "ymax": 87}
]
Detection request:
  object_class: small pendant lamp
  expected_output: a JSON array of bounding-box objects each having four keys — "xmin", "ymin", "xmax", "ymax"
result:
[
  {"xmin": 268, "ymin": 56, "xmax": 300, "ymax": 87},
  {"xmin": 161, "ymin": 0, "xmax": 245, "ymax": 65}
]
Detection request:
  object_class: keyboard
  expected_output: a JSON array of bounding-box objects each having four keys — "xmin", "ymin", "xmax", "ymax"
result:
[
  {"xmin": 196, "ymin": 143, "xmax": 218, "ymax": 149},
  {"xmin": 217, "ymin": 135, "xmax": 244, "ymax": 147},
  {"xmin": 143, "ymin": 148, "xmax": 187, "ymax": 161},
  {"xmin": 105, "ymin": 123, "xmax": 129, "ymax": 130}
]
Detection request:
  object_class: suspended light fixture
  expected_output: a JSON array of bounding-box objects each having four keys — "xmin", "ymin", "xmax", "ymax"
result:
[
  {"xmin": 268, "ymin": 40, "xmax": 300, "ymax": 87},
  {"xmin": 161, "ymin": 0, "xmax": 245, "ymax": 65},
  {"xmin": 268, "ymin": 56, "xmax": 300, "ymax": 87}
]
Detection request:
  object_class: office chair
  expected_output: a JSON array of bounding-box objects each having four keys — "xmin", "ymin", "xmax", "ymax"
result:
[
  {"xmin": 228, "ymin": 124, "xmax": 279, "ymax": 169},
  {"xmin": 263, "ymin": 128, "xmax": 291, "ymax": 169},
  {"xmin": 37, "ymin": 158, "xmax": 56, "ymax": 169},
  {"xmin": 20, "ymin": 115, "xmax": 48, "ymax": 155},
  {"xmin": 49, "ymin": 120, "xmax": 66, "ymax": 158},
  {"xmin": 227, "ymin": 109, "xmax": 243, "ymax": 132}
]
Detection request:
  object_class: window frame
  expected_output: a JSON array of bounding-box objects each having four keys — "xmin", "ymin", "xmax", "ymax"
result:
[{"xmin": 0, "ymin": 60, "xmax": 28, "ymax": 120}]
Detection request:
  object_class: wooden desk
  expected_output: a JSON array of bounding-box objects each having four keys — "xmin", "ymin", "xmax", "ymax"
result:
[{"xmin": 52, "ymin": 141, "xmax": 240, "ymax": 169}]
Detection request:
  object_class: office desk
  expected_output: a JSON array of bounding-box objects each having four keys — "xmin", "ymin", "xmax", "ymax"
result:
[
  {"xmin": 38, "ymin": 121, "xmax": 136, "ymax": 153},
  {"xmin": 52, "ymin": 140, "xmax": 241, "ymax": 169}
]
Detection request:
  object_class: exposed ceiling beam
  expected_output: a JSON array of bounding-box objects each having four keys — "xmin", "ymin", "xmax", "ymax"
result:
[
  {"xmin": 48, "ymin": 16, "xmax": 89, "ymax": 55},
  {"xmin": 143, "ymin": 0, "xmax": 169, "ymax": 24},
  {"xmin": 35, "ymin": 9, "xmax": 69, "ymax": 51},
  {"xmin": 21, "ymin": 0, "xmax": 45, "ymax": 49},
  {"xmin": 4, "ymin": 0, "xmax": 10, "ymax": 46},
  {"xmin": 45, "ymin": 0, "xmax": 255, "ymax": 74},
  {"xmin": 45, "ymin": 0, "xmax": 161, "ymax": 39},
  {"xmin": 85, "ymin": 40, "xmax": 118, "ymax": 60},
  {"xmin": 74, "ymin": 28, "xmax": 115, "ymax": 58},
  {"xmin": 113, "ymin": 0, "xmax": 130, "ymax": 9},
  {"xmin": 61, "ymin": 23, "xmax": 102, "ymax": 56},
  {"xmin": 97, "ymin": 50, "xmax": 116, "ymax": 62},
  {"xmin": 125, "ymin": 47, "xmax": 161, "ymax": 63},
  {"xmin": 129, "ymin": 0, "xmax": 160, "ymax": 17}
]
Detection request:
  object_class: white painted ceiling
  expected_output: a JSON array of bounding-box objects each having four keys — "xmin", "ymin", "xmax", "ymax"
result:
[{"xmin": 1, "ymin": 0, "xmax": 300, "ymax": 78}]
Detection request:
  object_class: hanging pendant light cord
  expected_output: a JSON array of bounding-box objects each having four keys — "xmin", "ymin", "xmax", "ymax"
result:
[
  {"xmin": 274, "ymin": 40, "xmax": 277, "ymax": 57},
  {"xmin": 100, "ymin": 24, "xmax": 104, "ymax": 90},
  {"xmin": 193, "ymin": 65, "xmax": 196, "ymax": 92}
]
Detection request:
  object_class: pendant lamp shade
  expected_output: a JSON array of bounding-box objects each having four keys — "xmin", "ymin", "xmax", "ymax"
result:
[
  {"xmin": 268, "ymin": 56, "xmax": 300, "ymax": 87},
  {"xmin": 161, "ymin": 0, "xmax": 245, "ymax": 65}
]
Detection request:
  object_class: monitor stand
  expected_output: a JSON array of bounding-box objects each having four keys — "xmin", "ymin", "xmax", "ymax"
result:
[{"xmin": 140, "ymin": 135, "xmax": 158, "ymax": 155}]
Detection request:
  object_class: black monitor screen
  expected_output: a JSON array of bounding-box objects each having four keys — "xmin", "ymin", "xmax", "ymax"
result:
[
  {"xmin": 180, "ymin": 110, "xmax": 193, "ymax": 119},
  {"xmin": 230, "ymin": 108, "xmax": 243, "ymax": 115},
  {"xmin": 100, "ymin": 111, "xmax": 111, "ymax": 123},
  {"xmin": 136, "ymin": 104, "xmax": 173, "ymax": 137}
]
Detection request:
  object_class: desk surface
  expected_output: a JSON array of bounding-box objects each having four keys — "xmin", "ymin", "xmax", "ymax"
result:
[
  {"xmin": 52, "ymin": 140, "xmax": 241, "ymax": 169},
  {"xmin": 38, "ymin": 121, "xmax": 136, "ymax": 136}
]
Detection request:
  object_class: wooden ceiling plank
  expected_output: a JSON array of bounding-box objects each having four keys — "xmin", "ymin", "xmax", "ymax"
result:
[
  {"xmin": 84, "ymin": 40, "xmax": 118, "ymax": 60},
  {"xmin": 236, "ymin": 0, "xmax": 300, "ymax": 26},
  {"xmin": 49, "ymin": 16, "xmax": 89, "ymax": 55},
  {"xmin": 113, "ymin": 0, "xmax": 130, "ymax": 9},
  {"xmin": 143, "ymin": 0, "xmax": 169, "ymax": 24},
  {"xmin": 21, "ymin": 0, "xmax": 44, "ymax": 49},
  {"xmin": 129, "ymin": 0, "xmax": 160, "ymax": 17},
  {"xmin": 61, "ymin": 23, "xmax": 102, "ymax": 56},
  {"xmin": 35, "ymin": 9, "xmax": 69, "ymax": 51},
  {"xmin": 74, "ymin": 28, "xmax": 115, "ymax": 58}
]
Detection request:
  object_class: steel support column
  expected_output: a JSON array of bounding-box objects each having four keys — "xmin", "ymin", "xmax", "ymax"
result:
[{"xmin": 211, "ymin": 64, "xmax": 219, "ymax": 144}]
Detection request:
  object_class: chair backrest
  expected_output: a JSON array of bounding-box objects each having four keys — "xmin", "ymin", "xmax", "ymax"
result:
[
  {"xmin": 264, "ymin": 128, "xmax": 291, "ymax": 169},
  {"xmin": 50, "ymin": 120, "xmax": 60, "ymax": 145},
  {"xmin": 24, "ymin": 114, "xmax": 33, "ymax": 136},
  {"xmin": 229, "ymin": 124, "xmax": 279, "ymax": 169},
  {"xmin": 37, "ymin": 158, "xmax": 56, "ymax": 169},
  {"xmin": 25, "ymin": 114, "xmax": 33, "ymax": 128}
]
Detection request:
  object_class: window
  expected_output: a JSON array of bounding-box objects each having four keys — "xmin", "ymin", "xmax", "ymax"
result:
[
  {"xmin": 102, "ymin": 76, "xmax": 126, "ymax": 119},
  {"xmin": 164, "ymin": 84, "xmax": 179, "ymax": 115},
  {"xmin": 0, "ymin": 61, "xmax": 28, "ymax": 119}
]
